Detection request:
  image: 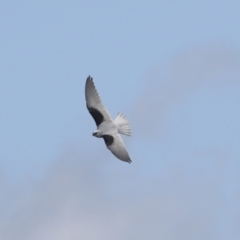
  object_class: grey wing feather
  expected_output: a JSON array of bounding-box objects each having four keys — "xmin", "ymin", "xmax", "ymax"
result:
[
  {"xmin": 85, "ymin": 76, "xmax": 112, "ymax": 124},
  {"xmin": 107, "ymin": 133, "xmax": 132, "ymax": 163}
]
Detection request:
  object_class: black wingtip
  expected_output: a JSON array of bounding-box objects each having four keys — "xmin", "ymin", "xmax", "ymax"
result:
[{"xmin": 87, "ymin": 75, "xmax": 92, "ymax": 81}]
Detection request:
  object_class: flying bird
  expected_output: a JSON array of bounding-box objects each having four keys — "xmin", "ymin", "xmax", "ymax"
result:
[{"xmin": 85, "ymin": 76, "xmax": 132, "ymax": 163}]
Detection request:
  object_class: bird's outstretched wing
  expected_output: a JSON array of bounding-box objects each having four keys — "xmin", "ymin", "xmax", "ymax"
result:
[
  {"xmin": 103, "ymin": 133, "xmax": 131, "ymax": 163},
  {"xmin": 85, "ymin": 76, "xmax": 112, "ymax": 126}
]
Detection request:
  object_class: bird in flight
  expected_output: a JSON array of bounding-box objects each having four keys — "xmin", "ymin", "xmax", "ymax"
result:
[{"xmin": 85, "ymin": 76, "xmax": 132, "ymax": 163}]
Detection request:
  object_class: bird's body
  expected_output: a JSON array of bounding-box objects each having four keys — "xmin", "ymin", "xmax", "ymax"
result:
[
  {"xmin": 85, "ymin": 76, "xmax": 132, "ymax": 163},
  {"xmin": 95, "ymin": 121, "xmax": 118, "ymax": 137}
]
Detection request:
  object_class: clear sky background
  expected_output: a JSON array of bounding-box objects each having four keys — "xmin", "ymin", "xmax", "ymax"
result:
[{"xmin": 1, "ymin": 1, "xmax": 240, "ymax": 239}]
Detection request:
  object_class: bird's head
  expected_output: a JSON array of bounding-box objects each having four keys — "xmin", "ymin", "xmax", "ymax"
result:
[{"xmin": 92, "ymin": 130, "xmax": 101, "ymax": 138}]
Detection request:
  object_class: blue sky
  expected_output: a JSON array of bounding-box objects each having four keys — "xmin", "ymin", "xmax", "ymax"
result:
[{"xmin": 1, "ymin": 1, "xmax": 240, "ymax": 239}]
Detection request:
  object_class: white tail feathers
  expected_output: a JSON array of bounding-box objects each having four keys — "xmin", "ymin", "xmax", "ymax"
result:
[{"xmin": 114, "ymin": 112, "xmax": 131, "ymax": 136}]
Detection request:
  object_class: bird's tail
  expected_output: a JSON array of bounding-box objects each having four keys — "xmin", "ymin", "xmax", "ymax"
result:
[{"xmin": 113, "ymin": 112, "xmax": 131, "ymax": 136}]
